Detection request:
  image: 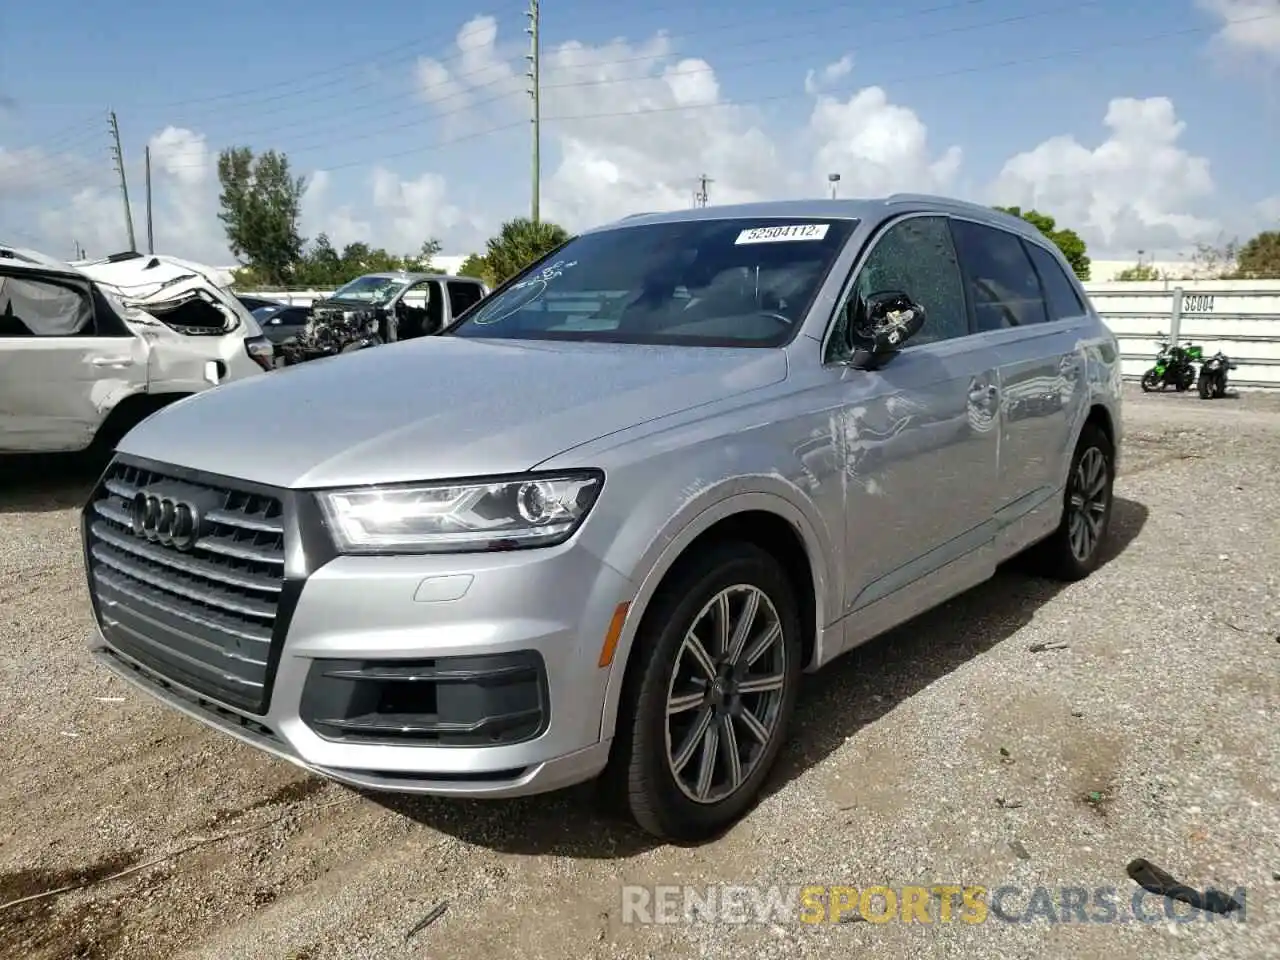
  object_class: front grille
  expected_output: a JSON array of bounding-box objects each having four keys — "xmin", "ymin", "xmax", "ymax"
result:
[{"xmin": 84, "ymin": 460, "xmax": 287, "ymax": 714}]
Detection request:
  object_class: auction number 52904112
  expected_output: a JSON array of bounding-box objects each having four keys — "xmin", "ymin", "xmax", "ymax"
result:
[{"xmin": 1182, "ymin": 294, "xmax": 1215, "ymax": 312}]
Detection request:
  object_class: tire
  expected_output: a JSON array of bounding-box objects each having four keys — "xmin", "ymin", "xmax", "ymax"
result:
[
  {"xmin": 1198, "ymin": 373, "xmax": 1212, "ymax": 400},
  {"xmin": 1025, "ymin": 423, "xmax": 1115, "ymax": 581},
  {"xmin": 603, "ymin": 541, "xmax": 803, "ymax": 841},
  {"xmin": 1140, "ymin": 370, "xmax": 1158, "ymax": 392}
]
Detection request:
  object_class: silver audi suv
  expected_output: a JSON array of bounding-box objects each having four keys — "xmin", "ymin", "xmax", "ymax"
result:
[{"xmin": 82, "ymin": 194, "xmax": 1122, "ymax": 841}]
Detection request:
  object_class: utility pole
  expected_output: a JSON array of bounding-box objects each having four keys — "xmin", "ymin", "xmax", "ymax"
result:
[
  {"xmin": 828, "ymin": 172, "xmax": 841, "ymax": 200},
  {"xmin": 695, "ymin": 173, "xmax": 712, "ymax": 208},
  {"xmin": 107, "ymin": 110, "xmax": 136, "ymax": 252},
  {"xmin": 525, "ymin": 0, "xmax": 541, "ymax": 224},
  {"xmin": 144, "ymin": 145, "xmax": 154, "ymax": 254}
]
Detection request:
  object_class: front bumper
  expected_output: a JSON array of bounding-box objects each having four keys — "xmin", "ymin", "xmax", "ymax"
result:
[{"xmin": 83, "ymin": 454, "xmax": 631, "ymax": 798}]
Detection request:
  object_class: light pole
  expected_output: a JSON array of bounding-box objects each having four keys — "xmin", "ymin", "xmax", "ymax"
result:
[{"xmin": 828, "ymin": 173, "xmax": 841, "ymax": 199}]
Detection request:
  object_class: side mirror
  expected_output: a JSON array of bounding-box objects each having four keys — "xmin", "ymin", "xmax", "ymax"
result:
[{"xmin": 844, "ymin": 290, "xmax": 926, "ymax": 367}]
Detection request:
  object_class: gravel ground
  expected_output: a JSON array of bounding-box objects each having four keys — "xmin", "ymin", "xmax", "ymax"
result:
[{"xmin": 1, "ymin": 384, "xmax": 1278, "ymax": 960}]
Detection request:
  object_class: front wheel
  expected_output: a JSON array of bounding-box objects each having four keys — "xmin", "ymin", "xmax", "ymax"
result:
[
  {"xmin": 1140, "ymin": 370, "xmax": 1159, "ymax": 392},
  {"xmin": 604, "ymin": 542, "xmax": 803, "ymax": 841},
  {"xmin": 1198, "ymin": 372, "xmax": 1213, "ymax": 399},
  {"xmin": 1025, "ymin": 423, "xmax": 1115, "ymax": 581}
]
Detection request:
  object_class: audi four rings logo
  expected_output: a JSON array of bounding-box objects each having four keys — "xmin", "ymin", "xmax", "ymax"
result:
[{"xmin": 130, "ymin": 491, "xmax": 202, "ymax": 550}]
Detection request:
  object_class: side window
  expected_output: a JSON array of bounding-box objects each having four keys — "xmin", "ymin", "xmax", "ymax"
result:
[
  {"xmin": 447, "ymin": 281, "xmax": 484, "ymax": 317},
  {"xmin": 830, "ymin": 215, "xmax": 968, "ymax": 359},
  {"xmin": 0, "ymin": 275, "xmax": 94, "ymax": 337},
  {"xmin": 950, "ymin": 220, "xmax": 1049, "ymax": 331},
  {"xmin": 400, "ymin": 282, "xmax": 430, "ymax": 310},
  {"xmin": 1024, "ymin": 241, "xmax": 1086, "ymax": 321}
]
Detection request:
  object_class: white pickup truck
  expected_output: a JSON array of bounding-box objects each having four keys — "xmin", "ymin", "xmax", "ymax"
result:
[{"xmin": 0, "ymin": 246, "xmax": 273, "ymax": 457}]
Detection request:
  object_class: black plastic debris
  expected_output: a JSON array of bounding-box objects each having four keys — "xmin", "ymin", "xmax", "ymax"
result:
[
  {"xmin": 405, "ymin": 900, "xmax": 449, "ymax": 941},
  {"xmin": 1126, "ymin": 859, "xmax": 1243, "ymax": 915}
]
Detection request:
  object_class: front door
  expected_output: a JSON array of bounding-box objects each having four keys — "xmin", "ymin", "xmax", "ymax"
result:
[
  {"xmin": 824, "ymin": 214, "xmax": 1001, "ymax": 646},
  {"xmin": 0, "ymin": 269, "xmax": 147, "ymax": 453}
]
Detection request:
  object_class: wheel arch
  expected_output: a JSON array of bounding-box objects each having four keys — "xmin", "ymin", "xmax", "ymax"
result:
[{"xmin": 597, "ymin": 489, "xmax": 831, "ymax": 743}]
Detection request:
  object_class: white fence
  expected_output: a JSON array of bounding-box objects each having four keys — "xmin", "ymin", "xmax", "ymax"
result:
[
  {"xmin": 240, "ymin": 279, "xmax": 1280, "ymax": 389},
  {"xmin": 1086, "ymin": 279, "xmax": 1280, "ymax": 389}
]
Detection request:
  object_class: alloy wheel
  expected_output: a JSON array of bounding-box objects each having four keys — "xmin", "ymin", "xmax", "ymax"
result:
[
  {"xmin": 1067, "ymin": 446, "xmax": 1109, "ymax": 562},
  {"xmin": 663, "ymin": 584, "xmax": 788, "ymax": 805}
]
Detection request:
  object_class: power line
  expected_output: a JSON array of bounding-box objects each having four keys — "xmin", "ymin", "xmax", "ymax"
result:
[
  {"xmin": 6, "ymin": 11, "xmax": 1275, "ymax": 192},
  {"xmin": 21, "ymin": 0, "xmax": 998, "ymax": 135},
  {"xmin": 78, "ymin": 0, "xmax": 1105, "ymax": 170}
]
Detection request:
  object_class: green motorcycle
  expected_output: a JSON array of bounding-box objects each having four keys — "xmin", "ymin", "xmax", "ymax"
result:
[{"xmin": 1141, "ymin": 334, "xmax": 1201, "ymax": 392}]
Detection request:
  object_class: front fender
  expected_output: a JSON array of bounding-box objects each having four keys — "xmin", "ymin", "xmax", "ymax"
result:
[{"xmin": 582, "ymin": 476, "xmax": 836, "ymax": 745}]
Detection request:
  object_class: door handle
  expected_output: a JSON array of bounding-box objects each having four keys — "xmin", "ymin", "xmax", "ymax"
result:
[{"xmin": 90, "ymin": 357, "xmax": 133, "ymax": 367}]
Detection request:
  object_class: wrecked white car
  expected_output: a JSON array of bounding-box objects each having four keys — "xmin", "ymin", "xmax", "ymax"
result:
[{"xmin": 0, "ymin": 246, "xmax": 272, "ymax": 456}]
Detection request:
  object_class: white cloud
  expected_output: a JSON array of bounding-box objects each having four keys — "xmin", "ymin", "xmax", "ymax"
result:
[
  {"xmin": 989, "ymin": 97, "xmax": 1217, "ymax": 257},
  {"xmin": 804, "ymin": 54, "xmax": 854, "ymax": 96},
  {"xmin": 1198, "ymin": 0, "xmax": 1280, "ymax": 62},
  {"xmin": 2, "ymin": 18, "xmax": 1267, "ymax": 267}
]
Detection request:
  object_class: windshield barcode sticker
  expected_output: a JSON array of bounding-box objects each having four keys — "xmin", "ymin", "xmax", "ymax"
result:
[{"xmin": 735, "ymin": 224, "xmax": 830, "ymax": 244}]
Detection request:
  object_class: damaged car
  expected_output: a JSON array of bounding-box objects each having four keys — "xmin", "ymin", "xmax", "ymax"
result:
[
  {"xmin": 283, "ymin": 271, "xmax": 487, "ymax": 364},
  {"xmin": 0, "ymin": 246, "xmax": 272, "ymax": 457}
]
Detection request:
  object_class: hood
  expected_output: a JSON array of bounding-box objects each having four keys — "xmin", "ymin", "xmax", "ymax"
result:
[
  {"xmin": 76, "ymin": 255, "xmax": 261, "ymax": 339},
  {"xmin": 311, "ymin": 297, "xmax": 384, "ymax": 313},
  {"xmin": 75, "ymin": 254, "xmax": 235, "ymax": 294},
  {"xmin": 117, "ymin": 335, "xmax": 788, "ymax": 489}
]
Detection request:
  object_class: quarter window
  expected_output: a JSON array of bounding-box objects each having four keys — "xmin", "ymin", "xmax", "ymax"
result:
[
  {"xmin": 830, "ymin": 215, "xmax": 968, "ymax": 359},
  {"xmin": 1024, "ymin": 241, "xmax": 1086, "ymax": 320},
  {"xmin": 950, "ymin": 220, "xmax": 1049, "ymax": 331}
]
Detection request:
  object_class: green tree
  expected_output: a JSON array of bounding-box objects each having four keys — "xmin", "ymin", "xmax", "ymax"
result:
[
  {"xmin": 456, "ymin": 252, "xmax": 494, "ymax": 284},
  {"xmin": 1234, "ymin": 231, "xmax": 1280, "ymax": 279},
  {"xmin": 1114, "ymin": 262, "xmax": 1163, "ymax": 281},
  {"xmin": 294, "ymin": 233, "xmax": 343, "ymax": 287},
  {"xmin": 994, "ymin": 206, "xmax": 1091, "ymax": 281},
  {"xmin": 337, "ymin": 242, "xmax": 403, "ymax": 276},
  {"xmin": 413, "ymin": 238, "xmax": 442, "ymax": 272},
  {"xmin": 482, "ymin": 217, "xmax": 572, "ymax": 286},
  {"xmin": 216, "ymin": 147, "xmax": 306, "ymax": 286}
]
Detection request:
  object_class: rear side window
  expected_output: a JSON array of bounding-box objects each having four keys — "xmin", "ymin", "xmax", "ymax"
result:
[
  {"xmin": 950, "ymin": 220, "xmax": 1049, "ymax": 331},
  {"xmin": 0, "ymin": 275, "xmax": 94, "ymax": 337},
  {"xmin": 1024, "ymin": 241, "xmax": 1086, "ymax": 320}
]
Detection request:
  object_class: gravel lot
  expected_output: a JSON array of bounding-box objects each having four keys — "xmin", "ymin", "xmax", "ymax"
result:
[{"xmin": 2, "ymin": 384, "xmax": 1278, "ymax": 960}]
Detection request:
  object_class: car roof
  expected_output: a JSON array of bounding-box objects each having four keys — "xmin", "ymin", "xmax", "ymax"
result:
[
  {"xmin": 0, "ymin": 243, "xmax": 85, "ymax": 277},
  {"xmin": 590, "ymin": 194, "xmax": 1044, "ymax": 244},
  {"xmin": 357, "ymin": 271, "xmax": 468, "ymax": 283}
]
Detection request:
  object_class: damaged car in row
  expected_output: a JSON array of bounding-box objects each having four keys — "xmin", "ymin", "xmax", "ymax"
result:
[
  {"xmin": 275, "ymin": 271, "xmax": 489, "ymax": 365},
  {"xmin": 0, "ymin": 246, "xmax": 271, "ymax": 457}
]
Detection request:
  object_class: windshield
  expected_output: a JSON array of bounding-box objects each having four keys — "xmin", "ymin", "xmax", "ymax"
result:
[
  {"xmin": 450, "ymin": 217, "xmax": 857, "ymax": 347},
  {"xmin": 330, "ymin": 275, "xmax": 405, "ymax": 304}
]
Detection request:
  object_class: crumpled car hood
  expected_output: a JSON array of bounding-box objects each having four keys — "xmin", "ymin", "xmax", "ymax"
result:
[{"xmin": 117, "ymin": 335, "xmax": 788, "ymax": 489}]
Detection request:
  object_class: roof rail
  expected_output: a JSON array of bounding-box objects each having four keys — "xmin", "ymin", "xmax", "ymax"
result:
[{"xmin": 885, "ymin": 193, "xmax": 1034, "ymax": 228}]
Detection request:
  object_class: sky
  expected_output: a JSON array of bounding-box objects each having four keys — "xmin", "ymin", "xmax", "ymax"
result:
[{"xmin": 1, "ymin": 0, "xmax": 1278, "ymax": 267}]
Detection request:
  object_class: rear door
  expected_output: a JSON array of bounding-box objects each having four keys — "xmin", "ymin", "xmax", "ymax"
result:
[
  {"xmin": 948, "ymin": 219, "xmax": 1090, "ymax": 554},
  {"xmin": 826, "ymin": 214, "xmax": 1002, "ymax": 635},
  {"xmin": 0, "ymin": 269, "xmax": 147, "ymax": 453}
]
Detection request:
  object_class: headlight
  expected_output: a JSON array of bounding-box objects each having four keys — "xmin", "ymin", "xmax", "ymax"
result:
[{"xmin": 315, "ymin": 470, "xmax": 604, "ymax": 554}]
